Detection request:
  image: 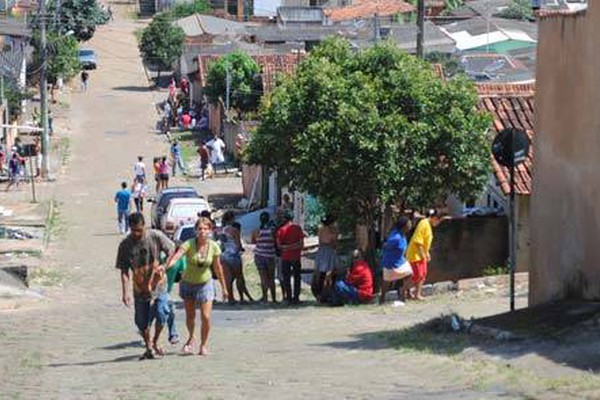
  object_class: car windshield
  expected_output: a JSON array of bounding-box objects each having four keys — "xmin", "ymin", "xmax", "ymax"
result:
[
  {"xmin": 169, "ymin": 204, "xmax": 207, "ymax": 218},
  {"xmin": 158, "ymin": 192, "xmax": 198, "ymax": 209},
  {"xmin": 79, "ymin": 50, "xmax": 94, "ymax": 56}
]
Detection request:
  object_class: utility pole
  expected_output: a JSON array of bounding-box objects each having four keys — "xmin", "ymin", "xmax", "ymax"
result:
[
  {"xmin": 1, "ymin": 75, "xmax": 6, "ymax": 144},
  {"xmin": 416, "ymin": 0, "xmax": 425, "ymax": 58},
  {"xmin": 373, "ymin": 13, "xmax": 380, "ymax": 42},
  {"xmin": 225, "ymin": 62, "xmax": 231, "ymax": 118},
  {"xmin": 39, "ymin": 0, "xmax": 50, "ymax": 178}
]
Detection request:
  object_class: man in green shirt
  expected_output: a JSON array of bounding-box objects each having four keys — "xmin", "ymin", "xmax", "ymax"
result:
[{"xmin": 116, "ymin": 213, "xmax": 174, "ymax": 360}]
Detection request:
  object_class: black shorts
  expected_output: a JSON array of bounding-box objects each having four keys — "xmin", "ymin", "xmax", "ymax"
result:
[{"xmin": 159, "ymin": 173, "xmax": 169, "ymax": 181}]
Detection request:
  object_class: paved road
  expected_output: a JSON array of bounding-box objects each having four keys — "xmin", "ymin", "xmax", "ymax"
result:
[{"xmin": 2, "ymin": 8, "xmax": 593, "ymax": 400}]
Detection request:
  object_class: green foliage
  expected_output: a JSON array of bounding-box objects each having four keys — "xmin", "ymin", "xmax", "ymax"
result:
[
  {"xmin": 204, "ymin": 51, "xmax": 262, "ymax": 114},
  {"xmin": 304, "ymin": 196, "xmax": 327, "ymax": 236},
  {"xmin": 30, "ymin": 30, "xmax": 81, "ymax": 84},
  {"xmin": 425, "ymin": 51, "xmax": 465, "ymax": 78},
  {"xmin": 497, "ymin": 0, "xmax": 534, "ymax": 20},
  {"xmin": 246, "ymin": 38, "xmax": 491, "ymax": 232},
  {"xmin": 161, "ymin": 0, "xmax": 212, "ymax": 19},
  {"xmin": 483, "ymin": 265, "xmax": 509, "ymax": 276},
  {"xmin": 139, "ymin": 13, "xmax": 185, "ymax": 74},
  {"xmin": 3, "ymin": 81, "xmax": 32, "ymax": 120},
  {"xmin": 48, "ymin": 0, "xmax": 110, "ymax": 42}
]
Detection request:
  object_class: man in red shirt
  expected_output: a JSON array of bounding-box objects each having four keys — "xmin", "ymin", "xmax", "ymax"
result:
[
  {"xmin": 333, "ymin": 250, "xmax": 374, "ymax": 305},
  {"xmin": 276, "ymin": 211, "xmax": 305, "ymax": 304}
]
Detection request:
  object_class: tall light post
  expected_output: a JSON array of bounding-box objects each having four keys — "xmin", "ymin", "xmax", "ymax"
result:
[{"xmin": 39, "ymin": 0, "xmax": 50, "ymax": 178}]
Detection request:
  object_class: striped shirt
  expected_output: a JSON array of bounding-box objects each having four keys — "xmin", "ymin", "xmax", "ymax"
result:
[{"xmin": 255, "ymin": 227, "xmax": 276, "ymax": 259}]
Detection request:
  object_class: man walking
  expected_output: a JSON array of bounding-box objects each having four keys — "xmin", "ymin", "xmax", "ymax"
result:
[
  {"xmin": 170, "ymin": 140, "xmax": 186, "ymax": 177},
  {"xmin": 133, "ymin": 156, "xmax": 146, "ymax": 183},
  {"xmin": 206, "ymin": 135, "xmax": 226, "ymax": 174},
  {"xmin": 114, "ymin": 181, "xmax": 131, "ymax": 234},
  {"xmin": 116, "ymin": 213, "xmax": 175, "ymax": 360},
  {"xmin": 81, "ymin": 71, "xmax": 89, "ymax": 92},
  {"xmin": 276, "ymin": 211, "xmax": 305, "ymax": 304}
]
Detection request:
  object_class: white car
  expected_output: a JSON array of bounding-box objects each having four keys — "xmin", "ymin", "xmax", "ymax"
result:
[{"xmin": 160, "ymin": 198, "xmax": 210, "ymax": 237}]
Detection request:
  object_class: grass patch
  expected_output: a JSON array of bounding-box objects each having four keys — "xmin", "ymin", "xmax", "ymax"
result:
[
  {"xmin": 56, "ymin": 137, "xmax": 71, "ymax": 166},
  {"xmin": 29, "ymin": 266, "xmax": 64, "ymax": 287},
  {"xmin": 483, "ymin": 265, "xmax": 509, "ymax": 276},
  {"xmin": 171, "ymin": 130, "xmax": 199, "ymax": 178},
  {"xmin": 379, "ymin": 315, "xmax": 469, "ymax": 355},
  {"xmin": 44, "ymin": 200, "xmax": 65, "ymax": 244},
  {"xmin": 18, "ymin": 351, "xmax": 42, "ymax": 370},
  {"xmin": 134, "ymin": 27, "xmax": 143, "ymax": 42}
]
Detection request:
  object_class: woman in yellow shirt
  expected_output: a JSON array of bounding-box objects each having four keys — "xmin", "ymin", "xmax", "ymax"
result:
[
  {"xmin": 166, "ymin": 217, "xmax": 228, "ymax": 356},
  {"xmin": 406, "ymin": 210, "xmax": 443, "ymax": 300}
]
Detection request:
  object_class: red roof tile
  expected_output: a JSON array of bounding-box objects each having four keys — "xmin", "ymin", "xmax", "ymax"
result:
[
  {"xmin": 537, "ymin": 9, "xmax": 586, "ymax": 19},
  {"xmin": 325, "ymin": 0, "xmax": 415, "ymax": 22},
  {"xmin": 197, "ymin": 52, "xmax": 306, "ymax": 94},
  {"xmin": 476, "ymin": 83, "xmax": 535, "ymax": 97},
  {"xmin": 477, "ymin": 87, "xmax": 536, "ymax": 196}
]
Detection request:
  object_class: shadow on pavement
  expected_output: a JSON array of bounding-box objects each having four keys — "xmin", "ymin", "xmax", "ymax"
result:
[
  {"xmin": 48, "ymin": 354, "xmax": 141, "ymax": 367},
  {"xmin": 112, "ymin": 86, "xmax": 151, "ymax": 92},
  {"xmin": 318, "ymin": 303, "xmax": 600, "ymax": 373},
  {"xmin": 99, "ymin": 340, "xmax": 142, "ymax": 351}
]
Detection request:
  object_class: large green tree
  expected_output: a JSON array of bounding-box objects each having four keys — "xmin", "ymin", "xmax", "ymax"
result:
[
  {"xmin": 204, "ymin": 51, "xmax": 262, "ymax": 115},
  {"xmin": 49, "ymin": 0, "xmax": 110, "ymax": 42},
  {"xmin": 246, "ymin": 38, "xmax": 491, "ymax": 245},
  {"xmin": 138, "ymin": 13, "xmax": 185, "ymax": 78}
]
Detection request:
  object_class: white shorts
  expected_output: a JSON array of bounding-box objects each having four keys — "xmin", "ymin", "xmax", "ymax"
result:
[{"xmin": 382, "ymin": 261, "xmax": 413, "ymax": 282}]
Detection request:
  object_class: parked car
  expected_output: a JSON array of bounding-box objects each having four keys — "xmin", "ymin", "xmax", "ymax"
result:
[
  {"xmin": 78, "ymin": 49, "xmax": 98, "ymax": 70},
  {"xmin": 150, "ymin": 187, "xmax": 199, "ymax": 228},
  {"xmin": 161, "ymin": 198, "xmax": 210, "ymax": 237},
  {"xmin": 173, "ymin": 224, "xmax": 196, "ymax": 245}
]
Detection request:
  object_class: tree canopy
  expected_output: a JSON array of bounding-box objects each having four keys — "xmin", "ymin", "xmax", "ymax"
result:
[
  {"xmin": 30, "ymin": 30, "xmax": 81, "ymax": 84},
  {"xmin": 497, "ymin": 0, "xmax": 534, "ymax": 20},
  {"xmin": 49, "ymin": 0, "xmax": 110, "ymax": 42},
  {"xmin": 138, "ymin": 13, "xmax": 185, "ymax": 76},
  {"xmin": 204, "ymin": 51, "xmax": 262, "ymax": 115},
  {"xmin": 245, "ymin": 38, "xmax": 491, "ymax": 230},
  {"xmin": 161, "ymin": 0, "xmax": 211, "ymax": 20}
]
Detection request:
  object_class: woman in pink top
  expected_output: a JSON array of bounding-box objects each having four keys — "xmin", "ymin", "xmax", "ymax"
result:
[{"xmin": 158, "ymin": 156, "xmax": 169, "ymax": 191}]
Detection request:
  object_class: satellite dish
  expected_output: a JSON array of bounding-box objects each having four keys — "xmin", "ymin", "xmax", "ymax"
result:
[{"xmin": 492, "ymin": 128, "xmax": 530, "ymax": 168}]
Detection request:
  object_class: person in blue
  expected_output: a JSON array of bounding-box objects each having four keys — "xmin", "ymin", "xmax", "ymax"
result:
[
  {"xmin": 114, "ymin": 181, "xmax": 132, "ymax": 234},
  {"xmin": 170, "ymin": 140, "xmax": 187, "ymax": 177},
  {"xmin": 379, "ymin": 216, "xmax": 414, "ymax": 305}
]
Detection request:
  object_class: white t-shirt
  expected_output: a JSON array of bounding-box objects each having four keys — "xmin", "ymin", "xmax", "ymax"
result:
[
  {"xmin": 133, "ymin": 161, "xmax": 146, "ymax": 177},
  {"xmin": 207, "ymin": 138, "xmax": 225, "ymax": 164}
]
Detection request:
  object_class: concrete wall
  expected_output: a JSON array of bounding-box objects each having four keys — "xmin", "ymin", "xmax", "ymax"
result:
[
  {"xmin": 531, "ymin": 6, "xmax": 600, "ymax": 305},
  {"xmin": 428, "ymin": 217, "xmax": 508, "ymax": 283}
]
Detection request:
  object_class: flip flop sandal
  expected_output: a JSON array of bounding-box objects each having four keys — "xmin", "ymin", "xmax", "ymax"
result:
[{"xmin": 182, "ymin": 342, "xmax": 194, "ymax": 354}]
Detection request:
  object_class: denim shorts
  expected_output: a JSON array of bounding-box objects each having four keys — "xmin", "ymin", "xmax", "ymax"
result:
[
  {"xmin": 255, "ymin": 255, "xmax": 275, "ymax": 271},
  {"xmin": 134, "ymin": 292, "xmax": 170, "ymax": 331},
  {"xmin": 179, "ymin": 280, "xmax": 214, "ymax": 303},
  {"xmin": 221, "ymin": 253, "xmax": 242, "ymax": 270}
]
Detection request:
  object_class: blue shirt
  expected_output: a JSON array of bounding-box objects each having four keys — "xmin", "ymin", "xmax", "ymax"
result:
[
  {"xmin": 171, "ymin": 144, "xmax": 181, "ymax": 158},
  {"xmin": 380, "ymin": 228, "xmax": 408, "ymax": 269},
  {"xmin": 115, "ymin": 189, "xmax": 131, "ymax": 211}
]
